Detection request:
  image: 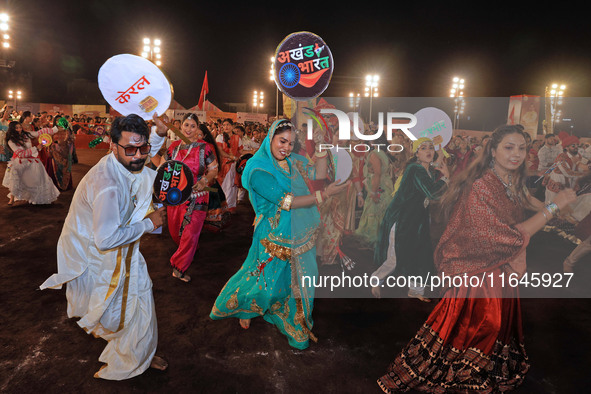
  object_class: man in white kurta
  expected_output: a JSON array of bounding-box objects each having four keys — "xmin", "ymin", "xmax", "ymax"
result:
[
  {"xmin": 40, "ymin": 114, "xmax": 168, "ymax": 380},
  {"xmin": 537, "ymin": 133, "xmax": 562, "ymax": 172}
]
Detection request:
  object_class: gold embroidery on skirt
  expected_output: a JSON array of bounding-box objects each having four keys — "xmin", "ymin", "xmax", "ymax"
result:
[
  {"xmin": 226, "ymin": 288, "xmax": 240, "ymax": 310},
  {"xmin": 269, "ymin": 296, "xmax": 309, "ymax": 343},
  {"xmin": 211, "ymin": 296, "xmax": 264, "ymax": 318},
  {"xmin": 250, "ymin": 299, "xmax": 263, "ymax": 315}
]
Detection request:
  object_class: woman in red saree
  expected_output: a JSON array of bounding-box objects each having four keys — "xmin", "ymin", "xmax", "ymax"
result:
[
  {"xmin": 377, "ymin": 124, "xmax": 577, "ymax": 393},
  {"xmin": 161, "ymin": 113, "xmax": 219, "ymax": 282}
]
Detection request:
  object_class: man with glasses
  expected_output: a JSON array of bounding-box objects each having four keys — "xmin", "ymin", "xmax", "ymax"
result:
[{"xmin": 40, "ymin": 113, "xmax": 170, "ymax": 380}]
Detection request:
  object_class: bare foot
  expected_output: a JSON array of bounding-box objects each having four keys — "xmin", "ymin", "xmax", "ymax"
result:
[
  {"xmin": 408, "ymin": 290, "xmax": 431, "ymax": 302},
  {"xmin": 172, "ymin": 268, "xmax": 191, "ymax": 282},
  {"xmin": 371, "ymin": 286, "xmax": 381, "ymax": 299},
  {"xmin": 239, "ymin": 318, "xmax": 251, "ymax": 329},
  {"xmin": 150, "ymin": 355, "xmax": 168, "ymax": 371}
]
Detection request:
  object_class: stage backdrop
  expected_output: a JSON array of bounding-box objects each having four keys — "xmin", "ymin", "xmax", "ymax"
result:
[{"xmin": 508, "ymin": 95, "xmax": 540, "ymax": 138}]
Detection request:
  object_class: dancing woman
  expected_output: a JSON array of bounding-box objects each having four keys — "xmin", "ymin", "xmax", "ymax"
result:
[
  {"xmin": 199, "ymin": 123, "xmax": 231, "ymax": 232},
  {"xmin": 2, "ymin": 121, "xmax": 60, "ymax": 205},
  {"xmin": 449, "ymin": 135, "xmax": 475, "ymax": 177},
  {"xmin": 160, "ymin": 113, "xmax": 218, "ymax": 282},
  {"xmin": 46, "ymin": 125, "xmax": 75, "ymax": 191},
  {"xmin": 377, "ymin": 125, "xmax": 576, "ymax": 393},
  {"xmin": 372, "ymin": 137, "xmax": 450, "ymax": 300},
  {"xmin": 210, "ymin": 119, "xmax": 347, "ymax": 350},
  {"xmin": 354, "ymin": 134, "xmax": 395, "ymax": 246}
]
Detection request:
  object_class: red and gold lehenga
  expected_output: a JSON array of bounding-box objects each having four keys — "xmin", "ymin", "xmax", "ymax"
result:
[{"xmin": 378, "ymin": 170, "xmax": 531, "ymax": 393}]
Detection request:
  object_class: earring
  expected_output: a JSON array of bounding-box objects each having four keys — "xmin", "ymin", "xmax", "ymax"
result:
[{"xmin": 489, "ymin": 157, "xmax": 495, "ymax": 168}]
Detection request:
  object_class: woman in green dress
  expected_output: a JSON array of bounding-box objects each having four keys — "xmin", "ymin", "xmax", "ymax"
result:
[
  {"xmin": 372, "ymin": 137, "xmax": 450, "ymax": 300},
  {"xmin": 210, "ymin": 119, "xmax": 348, "ymax": 349}
]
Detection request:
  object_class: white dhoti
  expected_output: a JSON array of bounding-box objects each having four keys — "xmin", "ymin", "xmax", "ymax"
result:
[
  {"xmin": 43, "ymin": 238, "xmax": 157, "ymax": 380},
  {"xmin": 89, "ymin": 287, "xmax": 156, "ymax": 380}
]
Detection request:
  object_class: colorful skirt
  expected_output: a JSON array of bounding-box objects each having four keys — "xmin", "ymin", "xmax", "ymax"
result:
[
  {"xmin": 377, "ymin": 267, "xmax": 529, "ymax": 393},
  {"xmin": 210, "ymin": 237, "xmax": 317, "ymax": 350}
]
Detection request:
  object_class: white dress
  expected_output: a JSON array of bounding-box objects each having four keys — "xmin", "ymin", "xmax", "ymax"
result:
[{"xmin": 2, "ymin": 128, "xmax": 60, "ymax": 204}]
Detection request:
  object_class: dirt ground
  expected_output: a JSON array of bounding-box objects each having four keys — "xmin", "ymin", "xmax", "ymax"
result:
[{"xmin": 1, "ymin": 148, "xmax": 590, "ymax": 393}]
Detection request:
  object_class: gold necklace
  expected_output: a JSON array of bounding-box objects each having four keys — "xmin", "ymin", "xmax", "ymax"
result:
[{"xmin": 492, "ymin": 166, "xmax": 514, "ymax": 201}]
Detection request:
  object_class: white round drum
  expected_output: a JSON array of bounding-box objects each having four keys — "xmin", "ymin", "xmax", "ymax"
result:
[
  {"xmin": 98, "ymin": 54, "xmax": 173, "ymax": 121},
  {"xmin": 409, "ymin": 107, "xmax": 453, "ymax": 150},
  {"xmin": 329, "ymin": 147, "xmax": 352, "ymax": 185}
]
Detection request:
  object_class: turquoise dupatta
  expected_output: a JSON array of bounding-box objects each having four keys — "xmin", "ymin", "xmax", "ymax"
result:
[{"xmin": 242, "ymin": 119, "xmax": 321, "ymax": 250}]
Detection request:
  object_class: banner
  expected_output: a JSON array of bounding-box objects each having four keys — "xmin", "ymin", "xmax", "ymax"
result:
[
  {"xmin": 508, "ymin": 95, "xmax": 540, "ymax": 138},
  {"xmin": 205, "ymin": 111, "xmax": 237, "ymax": 123},
  {"xmin": 13, "ymin": 102, "xmax": 38, "ymax": 113},
  {"xmin": 173, "ymin": 110, "xmax": 206, "ymax": 123},
  {"xmin": 72, "ymin": 104, "xmax": 107, "ymax": 117},
  {"xmin": 40, "ymin": 103, "xmax": 72, "ymax": 115},
  {"xmin": 236, "ymin": 112, "xmax": 268, "ymax": 124}
]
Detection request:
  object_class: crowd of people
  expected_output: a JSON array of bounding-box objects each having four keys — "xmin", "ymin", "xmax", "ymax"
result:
[
  {"xmin": 0, "ymin": 105, "xmax": 78, "ymax": 205},
  {"xmin": 2, "ymin": 102, "xmax": 590, "ymax": 391}
]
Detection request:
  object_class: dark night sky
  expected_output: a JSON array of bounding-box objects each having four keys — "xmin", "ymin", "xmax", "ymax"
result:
[{"xmin": 3, "ymin": 0, "xmax": 591, "ymax": 111}]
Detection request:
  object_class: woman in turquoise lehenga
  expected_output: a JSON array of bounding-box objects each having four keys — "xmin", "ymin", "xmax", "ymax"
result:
[{"xmin": 210, "ymin": 119, "xmax": 348, "ymax": 350}]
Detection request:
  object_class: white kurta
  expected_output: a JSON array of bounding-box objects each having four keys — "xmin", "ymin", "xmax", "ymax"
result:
[
  {"xmin": 537, "ymin": 144, "xmax": 562, "ymax": 172},
  {"xmin": 40, "ymin": 132, "xmax": 165, "ymax": 380}
]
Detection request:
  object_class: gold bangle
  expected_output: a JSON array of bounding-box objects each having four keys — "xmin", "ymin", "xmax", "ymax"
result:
[
  {"xmin": 315, "ymin": 190, "xmax": 323, "ymax": 205},
  {"xmin": 281, "ymin": 193, "xmax": 294, "ymax": 211},
  {"xmin": 314, "ymin": 150, "xmax": 328, "ymax": 158}
]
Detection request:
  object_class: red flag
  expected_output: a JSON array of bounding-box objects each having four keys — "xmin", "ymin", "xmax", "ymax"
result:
[{"xmin": 198, "ymin": 71, "xmax": 209, "ymax": 110}]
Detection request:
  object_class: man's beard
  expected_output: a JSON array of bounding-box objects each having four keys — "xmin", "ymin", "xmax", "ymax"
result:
[{"xmin": 118, "ymin": 157, "xmax": 145, "ymax": 172}]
